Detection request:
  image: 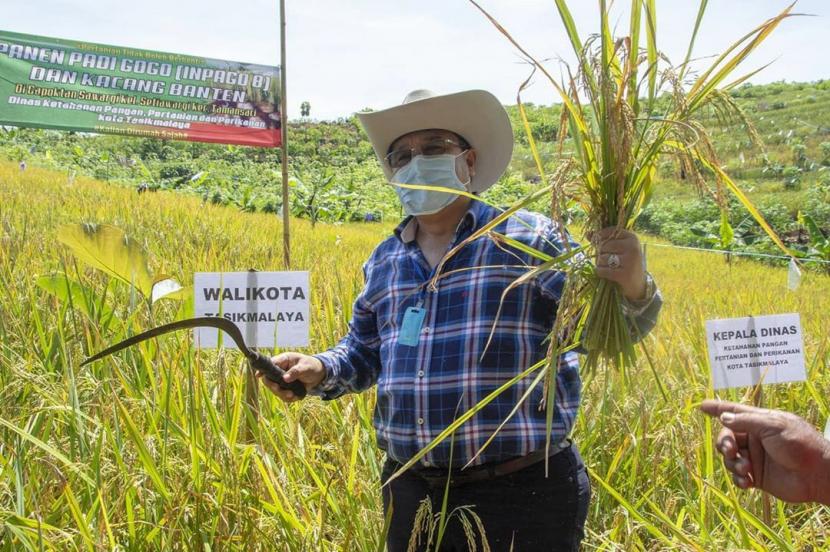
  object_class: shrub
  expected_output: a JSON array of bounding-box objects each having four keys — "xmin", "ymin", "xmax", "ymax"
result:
[
  {"xmin": 820, "ymin": 142, "xmax": 830, "ymax": 166},
  {"xmin": 803, "ymin": 172, "xmax": 830, "ymax": 227},
  {"xmin": 792, "ymin": 143, "xmax": 808, "ymax": 168},
  {"xmin": 783, "ymin": 166, "xmax": 802, "ymax": 189}
]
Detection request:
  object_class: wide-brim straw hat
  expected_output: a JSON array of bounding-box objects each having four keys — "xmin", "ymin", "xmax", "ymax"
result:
[{"xmin": 356, "ymin": 89, "xmax": 514, "ymax": 193}]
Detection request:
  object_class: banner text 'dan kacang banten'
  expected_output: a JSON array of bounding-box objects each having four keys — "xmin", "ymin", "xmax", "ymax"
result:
[{"xmin": 0, "ymin": 30, "xmax": 281, "ymax": 147}]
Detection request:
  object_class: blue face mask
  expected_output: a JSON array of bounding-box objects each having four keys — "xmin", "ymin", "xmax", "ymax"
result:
[{"xmin": 391, "ymin": 153, "xmax": 471, "ymax": 216}]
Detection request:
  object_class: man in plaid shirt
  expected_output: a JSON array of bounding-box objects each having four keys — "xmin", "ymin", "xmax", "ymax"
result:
[{"xmin": 259, "ymin": 89, "xmax": 661, "ymax": 551}]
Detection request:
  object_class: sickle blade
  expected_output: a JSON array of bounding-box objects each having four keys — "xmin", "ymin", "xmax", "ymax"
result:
[{"xmin": 81, "ymin": 317, "xmax": 253, "ymax": 366}]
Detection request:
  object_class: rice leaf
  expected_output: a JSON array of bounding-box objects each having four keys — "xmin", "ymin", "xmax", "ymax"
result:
[
  {"xmin": 644, "ymin": 0, "xmax": 658, "ymax": 101},
  {"xmin": 680, "ymin": 0, "xmax": 709, "ymax": 80},
  {"xmin": 57, "ymin": 223, "xmax": 155, "ymax": 298},
  {"xmin": 63, "ymin": 484, "xmax": 94, "ymax": 551},
  {"xmin": 383, "ymin": 359, "xmax": 547, "ymax": 486},
  {"xmin": 115, "ymin": 398, "xmax": 171, "ymax": 500},
  {"xmin": 0, "ymin": 417, "xmax": 94, "ymax": 487},
  {"xmin": 587, "ymin": 466, "xmax": 677, "ymax": 547}
]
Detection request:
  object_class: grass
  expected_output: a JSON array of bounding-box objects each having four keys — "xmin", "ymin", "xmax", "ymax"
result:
[
  {"xmin": 1, "ymin": 160, "xmax": 830, "ymax": 550},
  {"xmin": 0, "ymin": 162, "xmax": 386, "ymax": 550}
]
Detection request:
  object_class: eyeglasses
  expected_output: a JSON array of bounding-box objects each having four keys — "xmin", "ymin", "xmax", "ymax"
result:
[{"xmin": 385, "ymin": 138, "xmax": 468, "ymax": 170}]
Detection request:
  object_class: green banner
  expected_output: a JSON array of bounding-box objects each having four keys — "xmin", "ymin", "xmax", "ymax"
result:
[{"xmin": 0, "ymin": 30, "xmax": 281, "ymax": 147}]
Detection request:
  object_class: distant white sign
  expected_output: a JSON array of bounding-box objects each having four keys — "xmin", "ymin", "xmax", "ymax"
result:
[
  {"xmin": 706, "ymin": 313, "xmax": 806, "ymax": 390},
  {"xmin": 194, "ymin": 271, "xmax": 309, "ymax": 349}
]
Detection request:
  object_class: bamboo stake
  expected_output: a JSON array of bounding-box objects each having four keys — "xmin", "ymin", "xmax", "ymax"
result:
[{"xmin": 280, "ymin": 0, "xmax": 290, "ymax": 269}]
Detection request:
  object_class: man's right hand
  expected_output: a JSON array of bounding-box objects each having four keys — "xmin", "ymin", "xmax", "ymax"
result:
[
  {"xmin": 700, "ymin": 400, "xmax": 830, "ymax": 505},
  {"xmin": 257, "ymin": 352, "xmax": 327, "ymax": 403}
]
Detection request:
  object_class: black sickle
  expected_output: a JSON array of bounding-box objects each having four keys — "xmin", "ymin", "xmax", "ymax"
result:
[{"xmin": 81, "ymin": 316, "xmax": 307, "ymax": 399}]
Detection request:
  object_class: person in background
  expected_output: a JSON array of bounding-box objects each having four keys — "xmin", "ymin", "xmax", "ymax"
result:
[
  {"xmin": 259, "ymin": 89, "xmax": 663, "ymax": 551},
  {"xmin": 700, "ymin": 399, "xmax": 830, "ymax": 505}
]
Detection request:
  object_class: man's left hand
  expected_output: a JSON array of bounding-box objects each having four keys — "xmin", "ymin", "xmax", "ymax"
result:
[{"xmin": 594, "ymin": 227, "xmax": 647, "ymax": 301}]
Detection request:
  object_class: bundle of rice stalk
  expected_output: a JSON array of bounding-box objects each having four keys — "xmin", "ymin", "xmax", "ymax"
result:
[
  {"xmin": 385, "ymin": 0, "xmax": 800, "ymax": 480},
  {"xmin": 472, "ymin": 0, "xmax": 797, "ymax": 373}
]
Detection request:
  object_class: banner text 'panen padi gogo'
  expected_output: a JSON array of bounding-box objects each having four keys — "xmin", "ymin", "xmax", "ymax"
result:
[{"xmin": 0, "ymin": 30, "xmax": 280, "ymax": 147}]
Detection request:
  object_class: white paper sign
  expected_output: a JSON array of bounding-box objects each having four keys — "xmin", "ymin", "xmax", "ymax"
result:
[
  {"xmin": 194, "ymin": 271, "xmax": 309, "ymax": 349},
  {"xmin": 706, "ymin": 313, "xmax": 806, "ymax": 390}
]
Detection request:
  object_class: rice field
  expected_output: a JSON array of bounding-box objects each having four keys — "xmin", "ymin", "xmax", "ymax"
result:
[{"xmin": 1, "ymin": 160, "xmax": 829, "ymax": 550}]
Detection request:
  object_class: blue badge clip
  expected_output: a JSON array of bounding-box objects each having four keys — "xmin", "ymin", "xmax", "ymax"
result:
[{"xmin": 398, "ymin": 306, "xmax": 426, "ymax": 346}]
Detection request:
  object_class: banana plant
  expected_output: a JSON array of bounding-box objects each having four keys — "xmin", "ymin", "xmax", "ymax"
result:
[
  {"xmin": 689, "ymin": 215, "xmax": 759, "ymax": 263},
  {"xmin": 797, "ymin": 212, "xmax": 830, "ymax": 274},
  {"xmin": 38, "ymin": 224, "xmax": 186, "ymax": 321}
]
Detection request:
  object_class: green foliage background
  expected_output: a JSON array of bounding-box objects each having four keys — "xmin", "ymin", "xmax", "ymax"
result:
[{"xmin": 2, "ymin": 80, "xmax": 829, "ymax": 262}]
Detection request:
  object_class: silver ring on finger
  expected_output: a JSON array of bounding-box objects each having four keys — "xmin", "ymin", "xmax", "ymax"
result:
[{"xmin": 608, "ymin": 253, "xmax": 621, "ymax": 269}]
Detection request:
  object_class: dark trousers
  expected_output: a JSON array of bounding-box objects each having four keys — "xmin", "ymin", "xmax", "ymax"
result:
[{"xmin": 381, "ymin": 443, "xmax": 591, "ymax": 552}]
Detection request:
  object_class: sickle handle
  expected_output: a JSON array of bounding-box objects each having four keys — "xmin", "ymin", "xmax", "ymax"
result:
[{"xmin": 249, "ymin": 353, "xmax": 308, "ymax": 399}]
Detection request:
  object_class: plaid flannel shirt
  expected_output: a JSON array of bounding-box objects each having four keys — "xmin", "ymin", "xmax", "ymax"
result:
[{"xmin": 313, "ymin": 200, "xmax": 661, "ymax": 468}]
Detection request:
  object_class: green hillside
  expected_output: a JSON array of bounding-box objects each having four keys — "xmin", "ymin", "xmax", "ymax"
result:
[{"xmin": 1, "ymin": 80, "xmax": 829, "ymax": 264}]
